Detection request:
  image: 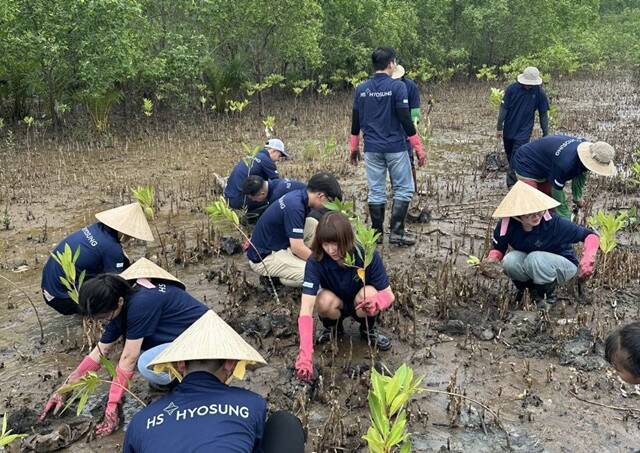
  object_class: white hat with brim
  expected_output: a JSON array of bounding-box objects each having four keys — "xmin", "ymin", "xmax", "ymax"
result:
[
  {"xmin": 95, "ymin": 203, "xmax": 154, "ymax": 242},
  {"xmin": 120, "ymin": 257, "xmax": 184, "ymax": 289},
  {"xmin": 492, "ymin": 181, "xmax": 560, "ymax": 218},
  {"xmin": 149, "ymin": 310, "xmax": 267, "ymax": 382},
  {"xmin": 392, "ymin": 64, "xmax": 405, "ymax": 80},
  {"xmin": 577, "ymin": 141, "xmax": 616, "ymax": 177},
  {"xmin": 517, "ymin": 66, "xmax": 543, "ymax": 86}
]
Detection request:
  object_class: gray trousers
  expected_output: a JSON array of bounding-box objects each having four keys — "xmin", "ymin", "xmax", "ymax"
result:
[{"xmin": 502, "ymin": 251, "xmax": 577, "ymax": 285}]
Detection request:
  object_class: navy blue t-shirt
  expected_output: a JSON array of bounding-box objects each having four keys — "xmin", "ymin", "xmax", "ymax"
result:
[
  {"xmin": 302, "ymin": 249, "xmax": 389, "ymax": 305},
  {"xmin": 353, "ymin": 73, "xmax": 409, "ymax": 154},
  {"xmin": 492, "ymin": 215, "xmax": 593, "ymax": 265},
  {"xmin": 100, "ymin": 281, "xmax": 207, "ymax": 351},
  {"xmin": 502, "ymin": 82, "xmax": 549, "ymax": 141},
  {"xmin": 246, "ymin": 190, "xmax": 309, "ymax": 263},
  {"xmin": 124, "ymin": 372, "xmax": 266, "ymax": 453},
  {"xmin": 512, "ymin": 135, "xmax": 587, "ymax": 190},
  {"xmin": 41, "ymin": 223, "xmax": 129, "ymax": 300},
  {"xmin": 224, "ymin": 150, "xmax": 280, "ymax": 208},
  {"xmin": 404, "ymin": 78, "xmax": 420, "ymax": 111},
  {"xmin": 267, "ymin": 179, "xmax": 306, "ymax": 205}
]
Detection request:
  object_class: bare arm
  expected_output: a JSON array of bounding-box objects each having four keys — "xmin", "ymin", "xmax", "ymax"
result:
[
  {"xmin": 117, "ymin": 338, "xmax": 144, "ymax": 372},
  {"xmin": 290, "ymin": 238, "xmax": 311, "ymax": 261},
  {"xmin": 299, "ymin": 293, "xmax": 316, "ymax": 317},
  {"xmin": 88, "ymin": 341, "xmax": 117, "ymax": 363}
]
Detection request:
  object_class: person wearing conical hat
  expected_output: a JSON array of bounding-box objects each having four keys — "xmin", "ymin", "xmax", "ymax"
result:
[
  {"xmin": 39, "ymin": 258, "xmax": 207, "ymax": 437},
  {"xmin": 511, "ymin": 134, "xmax": 616, "ymax": 219},
  {"xmin": 123, "ymin": 310, "xmax": 305, "ymax": 453},
  {"xmin": 40, "ymin": 202, "xmax": 154, "ymax": 315},
  {"xmin": 482, "ymin": 182, "xmax": 600, "ymax": 312},
  {"xmin": 496, "ymin": 66, "xmax": 550, "ymax": 187}
]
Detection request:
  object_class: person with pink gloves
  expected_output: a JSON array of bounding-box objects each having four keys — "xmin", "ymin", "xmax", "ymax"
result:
[
  {"xmin": 39, "ymin": 258, "xmax": 207, "ymax": 437},
  {"xmin": 295, "ymin": 211, "xmax": 395, "ymax": 382},
  {"xmin": 482, "ymin": 181, "xmax": 599, "ymax": 312}
]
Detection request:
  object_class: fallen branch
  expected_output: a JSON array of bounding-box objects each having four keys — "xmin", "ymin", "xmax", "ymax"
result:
[
  {"xmin": 570, "ymin": 391, "xmax": 640, "ymax": 413},
  {"xmin": 0, "ymin": 273, "xmax": 45, "ymax": 343}
]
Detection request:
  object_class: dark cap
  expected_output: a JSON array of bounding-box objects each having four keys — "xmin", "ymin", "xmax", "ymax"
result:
[{"xmin": 308, "ymin": 172, "xmax": 342, "ymax": 201}]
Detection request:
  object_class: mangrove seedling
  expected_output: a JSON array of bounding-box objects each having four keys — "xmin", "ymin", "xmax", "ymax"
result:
[
  {"xmin": 488, "ymin": 88, "xmax": 504, "ymax": 110},
  {"xmin": 51, "ymin": 243, "xmax": 86, "ymax": 304},
  {"xmin": 143, "ymin": 98, "xmax": 153, "ymax": 117},
  {"xmin": 205, "ymin": 196, "xmax": 280, "ymax": 304},
  {"xmin": 587, "ymin": 210, "xmax": 627, "ymax": 254},
  {"xmin": 131, "ymin": 185, "xmax": 155, "ymax": 220},
  {"xmin": 262, "ymin": 116, "xmax": 276, "ymax": 137},
  {"xmin": 466, "ymin": 255, "xmax": 481, "ymax": 267},
  {"xmin": 362, "ymin": 364, "xmax": 424, "ymax": 453},
  {"xmin": 325, "ymin": 199, "xmax": 357, "ymax": 222},
  {"xmin": 241, "ymin": 143, "xmax": 263, "ymax": 167},
  {"xmin": 0, "ymin": 413, "xmax": 27, "ymax": 447}
]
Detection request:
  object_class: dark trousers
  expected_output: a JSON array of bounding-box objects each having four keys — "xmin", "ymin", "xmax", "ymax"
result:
[
  {"xmin": 503, "ymin": 137, "xmax": 529, "ymax": 188},
  {"xmin": 44, "ymin": 295, "xmax": 80, "ymax": 315},
  {"xmin": 262, "ymin": 411, "xmax": 305, "ymax": 453}
]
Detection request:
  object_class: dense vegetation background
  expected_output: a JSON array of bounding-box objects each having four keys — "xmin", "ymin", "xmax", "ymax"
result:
[{"xmin": 1, "ymin": 0, "xmax": 639, "ymax": 129}]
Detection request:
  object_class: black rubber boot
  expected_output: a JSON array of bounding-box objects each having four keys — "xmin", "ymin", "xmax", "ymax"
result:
[
  {"xmin": 512, "ymin": 279, "xmax": 532, "ymax": 303},
  {"xmin": 368, "ymin": 204, "xmax": 385, "ymax": 244},
  {"xmin": 359, "ymin": 317, "xmax": 392, "ymax": 351},
  {"xmin": 533, "ymin": 281, "xmax": 557, "ymax": 312},
  {"xmin": 316, "ymin": 317, "xmax": 344, "ymax": 344},
  {"xmin": 388, "ymin": 200, "xmax": 415, "ymax": 246}
]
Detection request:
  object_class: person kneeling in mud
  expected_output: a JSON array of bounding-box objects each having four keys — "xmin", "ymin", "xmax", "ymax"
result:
[
  {"xmin": 124, "ymin": 310, "xmax": 305, "ymax": 453},
  {"xmin": 605, "ymin": 322, "xmax": 640, "ymax": 385},
  {"xmin": 246, "ymin": 172, "xmax": 342, "ymax": 287},
  {"xmin": 482, "ymin": 181, "xmax": 599, "ymax": 312},
  {"xmin": 242, "ymin": 175, "xmax": 306, "ymax": 220},
  {"xmin": 39, "ymin": 258, "xmax": 207, "ymax": 437},
  {"xmin": 295, "ymin": 212, "xmax": 395, "ymax": 381},
  {"xmin": 41, "ymin": 202, "xmax": 154, "ymax": 315}
]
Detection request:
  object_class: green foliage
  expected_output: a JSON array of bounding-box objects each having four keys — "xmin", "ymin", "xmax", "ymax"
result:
[
  {"xmin": 262, "ymin": 116, "xmax": 276, "ymax": 137},
  {"xmin": 143, "ymin": 98, "xmax": 153, "ymax": 117},
  {"xmin": 0, "ymin": 413, "xmax": 27, "ymax": 447},
  {"xmin": 50, "ymin": 243, "xmax": 86, "ymax": 304},
  {"xmin": 58, "ymin": 372, "xmax": 102, "ymax": 416},
  {"xmin": 466, "ymin": 255, "xmax": 481, "ymax": 267},
  {"xmin": 476, "ymin": 65, "xmax": 497, "ymax": 81},
  {"xmin": 363, "ymin": 364, "xmax": 424, "ymax": 453},
  {"xmin": 324, "ymin": 199, "xmax": 357, "ymax": 221},
  {"xmin": 489, "ymin": 88, "xmax": 504, "ymax": 110},
  {"xmin": 131, "ymin": 186, "xmax": 155, "ymax": 220},
  {"xmin": 82, "ymin": 90, "xmax": 123, "ymax": 133},
  {"xmin": 205, "ymin": 196, "xmax": 240, "ymax": 229},
  {"xmin": 23, "ymin": 116, "xmax": 34, "ymax": 127},
  {"xmin": 588, "ymin": 210, "xmax": 627, "ymax": 254}
]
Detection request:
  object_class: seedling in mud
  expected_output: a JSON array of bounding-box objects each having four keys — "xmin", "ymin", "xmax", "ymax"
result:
[
  {"xmin": 205, "ymin": 196, "xmax": 280, "ymax": 304},
  {"xmin": 466, "ymin": 255, "xmax": 481, "ymax": 267},
  {"xmin": 51, "ymin": 243, "xmax": 86, "ymax": 304},
  {"xmin": 488, "ymin": 88, "xmax": 504, "ymax": 110},
  {"xmin": 0, "ymin": 413, "xmax": 27, "ymax": 447},
  {"xmin": 131, "ymin": 186, "xmax": 155, "ymax": 220},
  {"xmin": 226, "ymin": 99, "xmax": 250, "ymax": 113},
  {"xmin": 345, "ymin": 222, "xmax": 380, "ymax": 281},
  {"xmin": 587, "ymin": 210, "xmax": 627, "ymax": 254},
  {"xmin": 143, "ymin": 98, "xmax": 153, "ymax": 117},
  {"xmin": 363, "ymin": 364, "xmax": 424, "ymax": 453},
  {"xmin": 262, "ymin": 116, "xmax": 276, "ymax": 137}
]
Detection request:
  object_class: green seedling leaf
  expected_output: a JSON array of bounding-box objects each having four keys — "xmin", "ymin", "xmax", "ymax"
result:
[
  {"xmin": 100, "ymin": 355, "xmax": 117, "ymax": 379},
  {"xmin": 467, "ymin": 255, "xmax": 481, "ymax": 266},
  {"xmin": 399, "ymin": 441, "xmax": 412, "ymax": 453},
  {"xmin": 362, "ymin": 426, "xmax": 385, "ymax": 453},
  {"xmin": 388, "ymin": 410, "xmax": 408, "ymax": 447}
]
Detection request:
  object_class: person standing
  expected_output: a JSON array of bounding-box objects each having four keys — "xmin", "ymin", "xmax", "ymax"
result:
[
  {"xmin": 223, "ymin": 139, "xmax": 290, "ymax": 210},
  {"xmin": 496, "ymin": 66, "xmax": 550, "ymax": 187},
  {"xmin": 350, "ymin": 47, "xmax": 427, "ymax": 246},
  {"xmin": 392, "ymin": 64, "xmax": 422, "ymax": 191},
  {"xmin": 511, "ymin": 135, "xmax": 616, "ymax": 218}
]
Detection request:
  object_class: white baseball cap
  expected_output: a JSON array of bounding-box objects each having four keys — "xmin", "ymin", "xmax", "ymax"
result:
[{"xmin": 265, "ymin": 138, "xmax": 290, "ymax": 159}]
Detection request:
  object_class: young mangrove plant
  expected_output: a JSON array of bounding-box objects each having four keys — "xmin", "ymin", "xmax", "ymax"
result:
[
  {"xmin": 488, "ymin": 88, "xmax": 504, "ymax": 111},
  {"xmin": 131, "ymin": 185, "xmax": 155, "ymax": 221},
  {"xmin": 0, "ymin": 413, "xmax": 27, "ymax": 447},
  {"xmin": 205, "ymin": 196, "xmax": 280, "ymax": 304},
  {"xmin": 51, "ymin": 243, "xmax": 86, "ymax": 304},
  {"xmin": 262, "ymin": 116, "xmax": 276, "ymax": 138},
  {"xmin": 143, "ymin": 98, "xmax": 153, "ymax": 117},
  {"xmin": 587, "ymin": 210, "xmax": 627, "ymax": 254},
  {"xmin": 363, "ymin": 364, "xmax": 424, "ymax": 453},
  {"xmin": 324, "ymin": 198, "xmax": 357, "ymax": 222}
]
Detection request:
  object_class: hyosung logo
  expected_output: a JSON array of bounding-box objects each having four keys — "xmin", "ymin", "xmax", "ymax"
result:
[{"xmin": 145, "ymin": 401, "xmax": 251, "ymax": 430}]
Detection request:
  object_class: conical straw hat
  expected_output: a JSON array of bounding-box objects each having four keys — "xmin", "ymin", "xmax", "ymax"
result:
[
  {"xmin": 149, "ymin": 310, "xmax": 266, "ymax": 380},
  {"xmin": 95, "ymin": 203, "xmax": 154, "ymax": 242},
  {"xmin": 492, "ymin": 181, "xmax": 560, "ymax": 218},
  {"xmin": 120, "ymin": 257, "xmax": 183, "ymax": 288}
]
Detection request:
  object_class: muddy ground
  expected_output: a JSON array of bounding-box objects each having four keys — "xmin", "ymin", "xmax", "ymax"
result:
[{"xmin": 1, "ymin": 73, "xmax": 640, "ymax": 452}]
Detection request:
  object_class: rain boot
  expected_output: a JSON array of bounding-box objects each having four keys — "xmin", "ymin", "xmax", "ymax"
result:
[
  {"xmin": 388, "ymin": 200, "xmax": 415, "ymax": 246},
  {"xmin": 316, "ymin": 317, "xmax": 344, "ymax": 344},
  {"xmin": 512, "ymin": 279, "xmax": 532, "ymax": 304},
  {"xmin": 533, "ymin": 281, "xmax": 557, "ymax": 312},
  {"xmin": 359, "ymin": 316, "xmax": 392, "ymax": 351},
  {"xmin": 368, "ymin": 203, "xmax": 385, "ymax": 244}
]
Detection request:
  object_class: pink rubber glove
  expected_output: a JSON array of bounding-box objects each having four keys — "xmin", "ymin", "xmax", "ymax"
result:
[
  {"xmin": 349, "ymin": 135, "xmax": 361, "ymax": 166},
  {"xmin": 295, "ymin": 316, "xmax": 314, "ymax": 382},
  {"xmin": 39, "ymin": 355, "xmax": 101, "ymax": 421},
  {"xmin": 357, "ymin": 290, "xmax": 394, "ymax": 316},
  {"xmin": 408, "ymin": 135, "xmax": 426, "ymax": 167},
  {"xmin": 95, "ymin": 366, "xmax": 134, "ymax": 437},
  {"xmin": 578, "ymin": 234, "xmax": 599, "ymax": 279},
  {"xmin": 486, "ymin": 249, "xmax": 504, "ymax": 262}
]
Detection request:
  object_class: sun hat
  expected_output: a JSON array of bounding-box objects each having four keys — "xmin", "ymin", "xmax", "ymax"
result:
[
  {"xmin": 149, "ymin": 310, "xmax": 267, "ymax": 382},
  {"xmin": 517, "ymin": 67, "xmax": 543, "ymax": 86},
  {"xmin": 492, "ymin": 181, "xmax": 559, "ymax": 218},
  {"xmin": 265, "ymin": 138, "xmax": 290, "ymax": 159},
  {"xmin": 577, "ymin": 141, "xmax": 616, "ymax": 176},
  {"xmin": 95, "ymin": 203, "xmax": 154, "ymax": 242},
  {"xmin": 392, "ymin": 64, "xmax": 406, "ymax": 80},
  {"xmin": 120, "ymin": 257, "xmax": 184, "ymax": 288}
]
